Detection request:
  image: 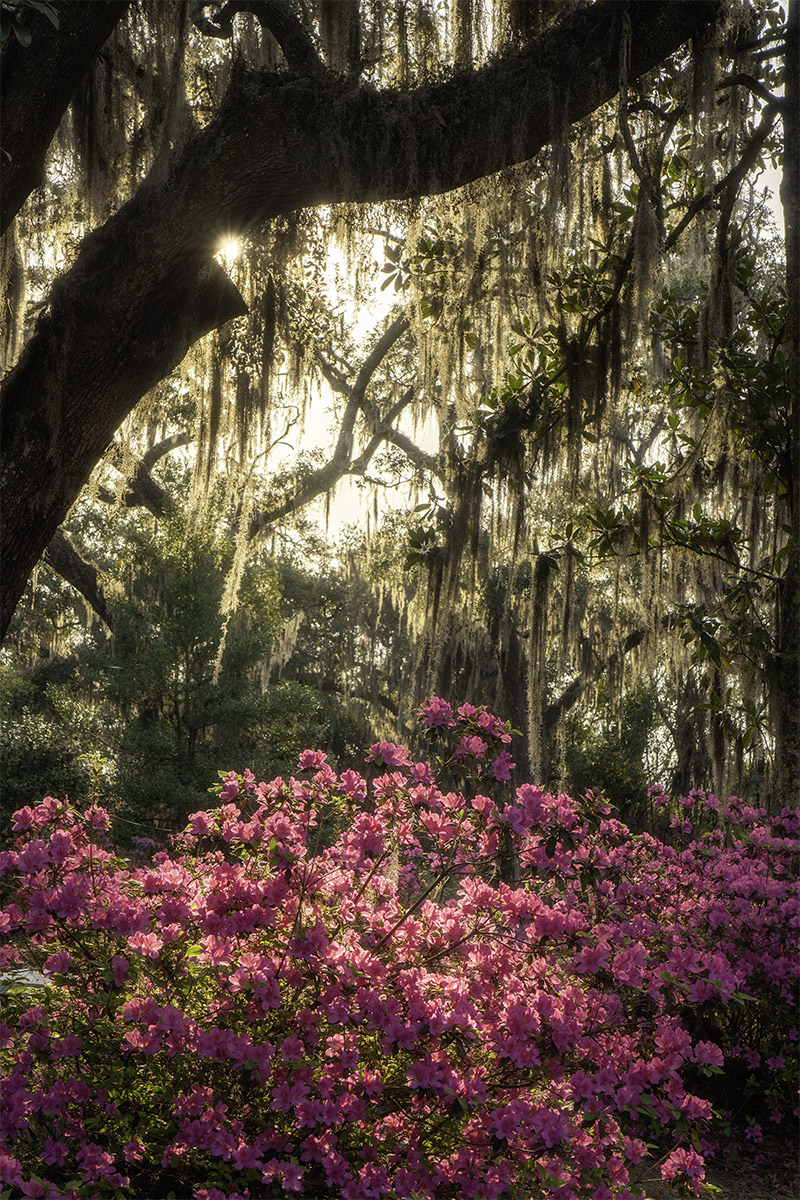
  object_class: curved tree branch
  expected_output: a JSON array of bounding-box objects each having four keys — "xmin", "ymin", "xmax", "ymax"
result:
[
  {"xmin": 98, "ymin": 433, "xmax": 194, "ymax": 516},
  {"xmin": 542, "ymin": 627, "xmax": 649, "ymax": 733},
  {"xmin": 247, "ymin": 316, "xmax": 413, "ymax": 538},
  {"xmin": 664, "ymin": 101, "xmax": 781, "ymax": 251},
  {"xmin": 43, "ymin": 530, "xmax": 114, "ymax": 633},
  {"xmin": 716, "ymin": 72, "xmax": 785, "ymax": 107},
  {"xmin": 193, "ymin": 0, "xmax": 326, "ymax": 77},
  {"xmin": 379, "ymin": 429, "xmax": 441, "ymax": 478},
  {"xmin": 141, "ymin": 432, "xmax": 194, "ymax": 471}
]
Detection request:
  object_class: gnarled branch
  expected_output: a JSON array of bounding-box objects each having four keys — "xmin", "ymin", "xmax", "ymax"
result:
[
  {"xmin": 247, "ymin": 316, "xmax": 414, "ymax": 538},
  {"xmin": 98, "ymin": 433, "xmax": 193, "ymax": 516},
  {"xmin": 193, "ymin": 0, "xmax": 325, "ymax": 76},
  {"xmin": 43, "ymin": 530, "xmax": 114, "ymax": 633}
]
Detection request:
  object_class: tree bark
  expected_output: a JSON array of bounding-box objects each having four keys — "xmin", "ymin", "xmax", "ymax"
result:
[
  {"xmin": 43, "ymin": 529, "xmax": 114, "ymax": 632},
  {"xmin": 247, "ymin": 315, "xmax": 411, "ymax": 537},
  {"xmin": 0, "ymin": 0, "xmax": 719, "ymax": 639},
  {"xmin": 95, "ymin": 434, "xmax": 193, "ymax": 515},
  {"xmin": 0, "ymin": 1, "xmax": 131, "ymax": 235}
]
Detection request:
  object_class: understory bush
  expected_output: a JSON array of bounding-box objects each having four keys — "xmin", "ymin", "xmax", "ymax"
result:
[{"xmin": 1, "ymin": 699, "xmax": 797, "ymax": 1200}]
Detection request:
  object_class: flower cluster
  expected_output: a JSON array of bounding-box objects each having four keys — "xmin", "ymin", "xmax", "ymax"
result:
[{"xmin": 1, "ymin": 704, "xmax": 797, "ymax": 1199}]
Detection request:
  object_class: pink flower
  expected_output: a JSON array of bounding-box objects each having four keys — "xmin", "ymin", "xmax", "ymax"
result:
[
  {"xmin": 366, "ymin": 741, "xmax": 412, "ymax": 768},
  {"xmin": 112, "ymin": 954, "xmax": 130, "ymax": 986},
  {"xmin": 298, "ymin": 749, "xmax": 328, "ymax": 771},
  {"xmin": 339, "ymin": 769, "xmax": 367, "ymax": 800},
  {"xmin": 455, "ymin": 735, "xmax": 488, "ymax": 763},
  {"xmin": 493, "ymin": 750, "xmax": 515, "ymax": 781},
  {"xmin": 573, "ymin": 942, "xmax": 611, "ymax": 974},
  {"xmin": 19, "ymin": 1182, "xmax": 50, "ymax": 1198},
  {"xmin": 50, "ymin": 1034, "xmax": 83, "ymax": 1058},
  {"xmin": 623, "ymin": 1136, "xmax": 646, "ymax": 1164},
  {"xmin": 419, "ymin": 696, "xmax": 455, "ymax": 727},
  {"xmin": 219, "ymin": 771, "xmax": 240, "ymax": 799},
  {"xmin": 16, "ymin": 840, "xmax": 50, "ymax": 873},
  {"xmin": 11, "ymin": 806, "xmax": 36, "ymax": 832},
  {"xmin": 128, "ymin": 930, "xmax": 164, "ymax": 959},
  {"xmin": 407, "ymin": 1057, "xmax": 442, "ymax": 1089},
  {"xmin": 694, "ymin": 1040, "xmax": 724, "ymax": 1067},
  {"xmin": 83, "ymin": 805, "xmax": 110, "ymax": 830},
  {"xmin": 41, "ymin": 1139, "xmax": 68, "ymax": 1167},
  {"xmin": 48, "ymin": 829, "xmax": 74, "ymax": 864},
  {"xmin": 280, "ymin": 1161, "xmax": 305, "ymax": 1192},
  {"xmin": 532, "ymin": 1106, "xmax": 571, "ymax": 1148},
  {"xmin": 661, "ymin": 1147, "xmax": 705, "ymax": 1181},
  {"xmin": 234, "ymin": 1142, "xmax": 264, "ymax": 1170},
  {"xmin": 187, "ymin": 810, "xmax": 213, "ymax": 837},
  {"xmin": 0, "ymin": 1153, "xmax": 23, "ymax": 1186},
  {"xmin": 281, "ymin": 1034, "xmax": 305, "ymax": 1061},
  {"xmin": 43, "ymin": 950, "xmax": 73, "ymax": 976}
]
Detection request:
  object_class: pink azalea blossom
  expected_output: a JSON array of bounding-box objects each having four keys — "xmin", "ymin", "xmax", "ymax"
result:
[
  {"xmin": 42, "ymin": 950, "xmax": 73, "ymax": 976},
  {"xmin": 127, "ymin": 930, "xmax": 164, "ymax": 959},
  {"xmin": 492, "ymin": 750, "xmax": 515, "ymax": 781},
  {"xmin": 419, "ymin": 696, "xmax": 455, "ymax": 727}
]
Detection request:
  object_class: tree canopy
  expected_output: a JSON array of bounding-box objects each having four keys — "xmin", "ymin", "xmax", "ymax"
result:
[{"xmin": 1, "ymin": 0, "xmax": 797, "ymax": 817}]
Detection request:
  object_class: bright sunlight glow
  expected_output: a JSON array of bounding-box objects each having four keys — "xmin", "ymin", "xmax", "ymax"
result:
[{"xmin": 216, "ymin": 238, "xmax": 240, "ymax": 268}]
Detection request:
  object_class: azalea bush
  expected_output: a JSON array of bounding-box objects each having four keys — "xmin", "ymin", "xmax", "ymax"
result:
[{"xmin": 0, "ymin": 699, "xmax": 797, "ymax": 1200}]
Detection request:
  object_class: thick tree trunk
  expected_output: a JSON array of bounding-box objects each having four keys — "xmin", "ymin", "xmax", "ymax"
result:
[{"xmin": 0, "ymin": 0, "xmax": 718, "ymax": 639}]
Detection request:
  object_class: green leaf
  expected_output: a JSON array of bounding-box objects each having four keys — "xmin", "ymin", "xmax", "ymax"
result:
[{"xmin": 12, "ymin": 18, "xmax": 33, "ymax": 45}]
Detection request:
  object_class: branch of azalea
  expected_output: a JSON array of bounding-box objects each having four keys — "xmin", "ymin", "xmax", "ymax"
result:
[
  {"xmin": 328, "ymin": 850, "xmax": 391, "ymax": 943},
  {"xmin": 372, "ymin": 868, "xmax": 455, "ymax": 952},
  {"xmin": 421, "ymin": 917, "xmax": 494, "ymax": 966},
  {"xmin": 275, "ymin": 856, "xmax": 312, "ymax": 980}
]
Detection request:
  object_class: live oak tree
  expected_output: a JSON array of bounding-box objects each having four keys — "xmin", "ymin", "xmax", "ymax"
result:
[
  {"xmin": 1, "ymin": 0, "xmax": 797, "ymax": 804},
  {"xmin": 0, "ymin": 0, "xmax": 721, "ymax": 632}
]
